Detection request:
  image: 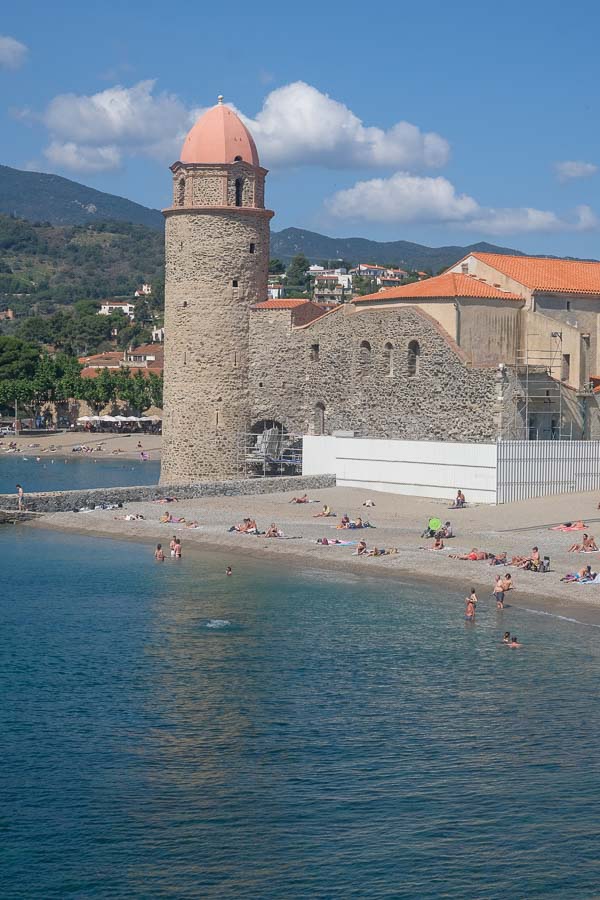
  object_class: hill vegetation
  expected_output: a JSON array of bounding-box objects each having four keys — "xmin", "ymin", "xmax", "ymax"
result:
[{"xmin": 0, "ymin": 214, "xmax": 164, "ymax": 317}]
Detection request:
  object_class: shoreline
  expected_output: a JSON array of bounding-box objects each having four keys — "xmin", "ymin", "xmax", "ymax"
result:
[
  {"xmin": 25, "ymin": 483, "xmax": 600, "ymax": 627},
  {"xmin": 2, "ymin": 430, "xmax": 162, "ymax": 461}
]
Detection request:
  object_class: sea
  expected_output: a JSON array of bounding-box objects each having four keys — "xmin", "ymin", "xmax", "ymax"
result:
[
  {"xmin": 3, "ymin": 525, "xmax": 600, "ymax": 898},
  {"xmin": 0, "ymin": 456, "xmax": 160, "ymax": 494}
]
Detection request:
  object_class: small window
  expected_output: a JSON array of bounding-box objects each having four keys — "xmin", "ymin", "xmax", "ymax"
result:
[
  {"xmin": 234, "ymin": 155, "xmax": 242, "ymax": 161},
  {"xmin": 310, "ymin": 343, "xmax": 320, "ymax": 362},
  {"xmin": 359, "ymin": 340, "xmax": 372, "ymax": 370},
  {"xmin": 566, "ymin": 301, "xmax": 571, "ymax": 311},
  {"xmin": 383, "ymin": 342, "xmax": 394, "ymax": 376},
  {"xmin": 249, "ymin": 243, "xmax": 255, "ymax": 254},
  {"xmin": 235, "ymin": 177, "xmax": 243, "ymax": 207},
  {"xmin": 178, "ymin": 177, "xmax": 185, "ymax": 206},
  {"xmin": 314, "ymin": 402, "xmax": 325, "ymax": 435},
  {"xmin": 232, "ymin": 280, "xmax": 238, "ymax": 288},
  {"xmin": 562, "ymin": 353, "xmax": 570, "ymax": 382},
  {"xmin": 407, "ymin": 340, "xmax": 420, "ymax": 376},
  {"xmin": 461, "ymin": 263, "xmax": 468, "ymax": 274}
]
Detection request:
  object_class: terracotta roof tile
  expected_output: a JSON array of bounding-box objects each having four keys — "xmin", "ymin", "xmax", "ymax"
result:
[
  {"xmin": 252, "ymin": 299, "xmax": 312, "ymax": 309},
  {"xmin": 353, "ymin": 272, "xmax": 523, "ymax": 303},
  {"xmin": 470, "ymin": 252, "xmax": 600, "ymax": 294}
]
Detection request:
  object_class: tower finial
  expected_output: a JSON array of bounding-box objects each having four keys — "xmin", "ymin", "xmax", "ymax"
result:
[{"xmin": 217, "ymin": 94, "xmax": 224, "ymax": 104}]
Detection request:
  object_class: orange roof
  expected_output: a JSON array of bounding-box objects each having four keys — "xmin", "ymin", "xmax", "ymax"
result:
[
  {"xmin": 253, "ymin": 299, "xmax": 311, "ymax": 309},
  {"xmin": 78, "ymin": 351, "xmax": 122, "ymax": 365},
  {"xmin": 353, "ymin": 272, "xmax": 523, "ymax": 303},
  {"xmin": 469, "ymin": 252, "xmax": 600, "ymax": 294},
  {"xmin": 128, "ymin": 344, "xmax": 163, "ymax": 356},
  {"xmin": 179, "ymin": 97, "xmax": 259, "ymax": 167}
]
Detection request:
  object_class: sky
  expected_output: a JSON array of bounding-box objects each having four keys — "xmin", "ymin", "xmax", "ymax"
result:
[{"xmin": 2, "ymin": 0, "xmax": 600, "ymax": 256}]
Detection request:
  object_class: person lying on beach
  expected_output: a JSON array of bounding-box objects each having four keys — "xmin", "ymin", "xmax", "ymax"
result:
[
  {"xmin": 450, "ymin": 548, "xmax": 491, "ymax": 560},
  {"xmin": 153, "ymin": 497, "xmax": 179, "ymax": 503},
  {"xmin": 316, "ymin": 537, "xmax": 357, "ymax": 546},
  {"xmin": 289, "ymin": 494, "xmax": 310, "ymax": 503},
  {"xmin": 160, "ymin": 512, "xmax": 173, "ymax": 524},
  {"xmin": 185, "ymin": 520, "xmax": 200, "ymax": 528},
  {"xmin": 488, "ymin": 552, "xmax": 507, "ymax": 566},
  {"xmin": 266, "ymin": 523, "xmax": 284, "ymax": 538},
  {"xmin": 353, "ymin": 540, "xmax": 368, "ymax": 556},
  {"xmin": 551, "ymin": 521, "xmax": 587, "ymax": 532},
  {"xmin": 114, "ymin": 513, "xmax": 145, "ymax": 521},
  {"xmin": 338, "ymin": 514, "xmax": 350, "ymax": 527},
  {"xmin": 362, "ymin": 499, "xmax": 376, "ymax": 507},
  {"xmin": 365, "ymin": 547, "xmax": 398, "ymax": 557},
  {"xmin": 313, "ymin": 504, "xmax": 334, "ymax": 518}
]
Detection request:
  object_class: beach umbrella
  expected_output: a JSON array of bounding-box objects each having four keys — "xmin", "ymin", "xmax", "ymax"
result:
[
  {"xmin": 114, "ymin": 415, "xmax": 128, "ymax": 422},
  {"xmin": 77, "ymin": 416, "xmax": 92, "ymax": 422},
  {"xmin": 90, "ymin": 415, "xmax": 102, "ymax": 422},
  {"xmin": 428, "ymin": 517, "xmax": 442, "ymax": 532},
  {"xmin": 100, "ymin": 415, "xmax": 117, "ymax": 422},
  {"xmin": 125, "ymin": 416, "xmax": 140, "ymax": 422}
]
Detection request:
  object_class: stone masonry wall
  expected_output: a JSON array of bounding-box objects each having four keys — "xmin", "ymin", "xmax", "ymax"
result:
[
  {"xmin": 0, "ymin": 475, "xmax": 335, "ymax": 513},
  {"xmin": 249, "ymin": 304, "xmax": 501, "ymax": 442},
  {"xmin": 162, "ymin": 204, "xmax": 271, "ymax": 483}
]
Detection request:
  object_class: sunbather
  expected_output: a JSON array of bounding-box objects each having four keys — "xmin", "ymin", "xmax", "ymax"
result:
[
  {"xmin": 313, "ymin": 504, "xmax": 333, "ymax": 518},
  {"xmin": 266, "ymin": 522, "xmax": 283, "ymax": 538},
  {"xmin": 450, "ymin": 548, "xmax": 491, "ymax": 560}
]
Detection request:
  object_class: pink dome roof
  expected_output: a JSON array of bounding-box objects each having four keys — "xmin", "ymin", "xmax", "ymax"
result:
[{"xmin": 179, "ymin": 97, "xmax": 260, "ymax": 166}]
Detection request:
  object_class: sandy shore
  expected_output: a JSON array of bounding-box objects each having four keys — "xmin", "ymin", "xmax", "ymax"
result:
[
  {"xmin": 1, "ymin": 430, "xmax": 161, "ymax": 460},
  {"xmin": 28, "ymin": 483, "xmax": 600, "ymax": 625}
]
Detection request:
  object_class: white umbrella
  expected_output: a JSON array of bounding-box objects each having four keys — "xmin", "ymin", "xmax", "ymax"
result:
[
  {"xmin": 77, "ymin": 416, "xmax": 92, "ymax": 422},
  {"xmin": 90, "ymin": 415, "xmax": 102, "ymax": 422},
  {"xmin": 100, "ymin": 415, "xmax": 117, "ymax": 422},
  {"xmin": 125, "ymin": 416, "xmax": 140, "ymax": 422},
  {"xmin": 114, "ymin": 415, "xmax": 128, "ymax": 422}
]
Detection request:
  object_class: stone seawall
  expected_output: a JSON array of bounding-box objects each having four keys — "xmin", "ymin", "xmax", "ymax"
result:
[{"xmin": 0, "ymin": 474, "xmax": 335, "ymax": 513}]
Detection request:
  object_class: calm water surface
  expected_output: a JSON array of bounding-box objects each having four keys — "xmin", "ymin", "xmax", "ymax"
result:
[
  {"xmin": 0, "ymin": 456, "xmax": 160, "ymax": 494},
  {"xmin": 2, "ymin": 528, "xmax": 600, "ymax": 898}
]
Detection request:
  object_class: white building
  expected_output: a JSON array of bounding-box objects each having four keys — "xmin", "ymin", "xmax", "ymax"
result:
[{"xmin": 98, "ymin": 300, "xmax": 136, "ymax": 320}]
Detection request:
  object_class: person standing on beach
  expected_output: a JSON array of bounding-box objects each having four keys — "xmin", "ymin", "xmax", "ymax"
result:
[
  {"xmin": 16, "ymin": 484, "xmax": 24, "ymax": 511},
  {"xmin": 493, "ymin": 574, "xmax": 505, "ymax": 609},
  {"xmin": 465, "ymin": 595, "xmax": 476, "ymax": 621}
]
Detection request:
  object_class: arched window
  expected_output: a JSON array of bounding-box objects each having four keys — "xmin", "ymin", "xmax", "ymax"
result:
[
  {"xmin": 359, "ymin": 340, "xmax": 372, "ymax": 371},
  {"xmin": 383, "ymin": 342, "xmax": 394, "ymax": 376},
  {"xmin": 235, "ymin": 177, "xmax": 244, "ymax": 207},
  {"xmin": 234, "ymin": 155, "xmax": 242, "ymax": 161},
  {"xmin": 177, "ymin": 177, "xmax": 185, "ymax": 206},
  {"xmin": 407, "ymin": 340, "xmax": 420, "ymax": 376},
  {"xmin": 314, "ymin": 402, "xmax": 325, "ymax": 435}
]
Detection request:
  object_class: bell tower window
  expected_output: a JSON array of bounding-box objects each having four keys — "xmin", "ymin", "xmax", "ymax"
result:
[
  {"xmin": 177, "ymin": 177, "xmax": 185, "ymax": 206},
  {"xmin": 235, "ymin": 177, "xmax": 243, "ymax": 207}
]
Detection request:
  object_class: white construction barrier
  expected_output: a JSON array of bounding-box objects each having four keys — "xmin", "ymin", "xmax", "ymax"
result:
[{"xmin": 303, "ymin": 436, "xmax": 497, "ymax": 503}]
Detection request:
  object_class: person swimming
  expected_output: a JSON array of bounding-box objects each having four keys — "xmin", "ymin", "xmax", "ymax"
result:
[
  {"xmin": 502, "ymin": 631, "xmax": 511, "ymax": 644},
  {"xmin": 226, "ymin": 566, "xmax": 232, "ymax": 576}
]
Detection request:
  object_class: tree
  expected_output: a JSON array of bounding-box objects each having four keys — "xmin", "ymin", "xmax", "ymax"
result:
[
  {"xmin": 0, "ymin": 335, "xmax": 40, "ymax": 379},
  {"xmin": 285, "ymin": 253, "xmax": 311, "ymax": 293},
  {"xmin": 269, "ymin": 259, "xmax": 285, "ymax": 275}
]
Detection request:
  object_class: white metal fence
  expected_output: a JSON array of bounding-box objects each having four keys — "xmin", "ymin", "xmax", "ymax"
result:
[{"xmin": 496, "ymin": 440, "xmax": 600, "ymax": 503}]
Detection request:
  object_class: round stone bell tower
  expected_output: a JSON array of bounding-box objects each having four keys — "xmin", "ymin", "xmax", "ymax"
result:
[{"xmin": 160, "ymin": 97, "xmax": 274, "ymax": 483}]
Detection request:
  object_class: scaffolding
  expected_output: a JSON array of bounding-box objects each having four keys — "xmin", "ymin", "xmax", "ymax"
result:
[
  {"xmin": 236, "ymin": 424, "xmax": 303, "ymax": 478},
  {"xmin": 509, "ymin": 330, "xmax": 572, "ymax": 440}
]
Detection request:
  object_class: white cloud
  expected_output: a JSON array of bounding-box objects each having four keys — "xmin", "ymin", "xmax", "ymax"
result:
[
  {"xmin": 555, "ymin": 160, "xmax": 598, "ymax": 182},
  {"xmin": 31, "ymin": 78, "xmax": 449, "ymax": 174},
  {"xmin": 0, "ymin": 34, "xmax": 28, "ymax": 70},
  {"xmin": 326, "ymin": 172, "xmax": 599, "ymax": 235},
  {"xmin": 44, "ymin": 141, "xmax": 122, "ymax": 173},
  {"xmin": 239, "ymin": 82, "xmax": 449, "ymax": 169}
]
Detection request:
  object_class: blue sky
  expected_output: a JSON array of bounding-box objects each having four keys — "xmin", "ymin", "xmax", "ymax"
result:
[{"xmin": 2, "ymin": 0, "xmax": 600, "ymax": 256}]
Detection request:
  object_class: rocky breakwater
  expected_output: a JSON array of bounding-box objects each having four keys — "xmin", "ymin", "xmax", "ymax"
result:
[{"xmin": 0, "ymin": 474, "xmax": 335, "ymax": 514}]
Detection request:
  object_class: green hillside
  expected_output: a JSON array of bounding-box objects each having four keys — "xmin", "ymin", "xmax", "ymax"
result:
[
  {"xmin": 0, "ymin": 164, "xmax": 164, "ymax": 230},
  {"xmin": 0, "ymin": 215, "xmax": 164, "ymax": 316}
]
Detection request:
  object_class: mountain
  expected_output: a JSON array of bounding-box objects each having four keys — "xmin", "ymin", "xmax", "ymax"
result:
[
  {"xmin": 0, "ymin": 165, "xmax": 164, "ymax": 230},
  {"xmin": 270, "ymin": 227, "xmax": 524, "ymax": 273}
]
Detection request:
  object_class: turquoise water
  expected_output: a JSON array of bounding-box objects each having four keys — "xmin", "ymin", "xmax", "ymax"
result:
[
  {"xmin": 0, "ymin": 456, "xmax": 160, "ymax": 494},
  {"xmin": 2, "ymin": 527, "xmax": 600, "ymax": 898}
]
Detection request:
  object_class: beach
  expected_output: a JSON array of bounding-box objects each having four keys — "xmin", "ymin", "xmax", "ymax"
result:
[
  {"xmin": 29, "ymin": 482, "xmax": 600, "ymax": 622},
  {"xmin": 2, "ymin": 429, "xmax": 162, "ymax": 460}
]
